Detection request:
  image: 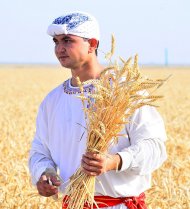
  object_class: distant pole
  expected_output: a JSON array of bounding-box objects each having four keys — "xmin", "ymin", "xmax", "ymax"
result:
[{"xmin": 165, "ymin": 48, "xmax": 168, "ymax": 66}]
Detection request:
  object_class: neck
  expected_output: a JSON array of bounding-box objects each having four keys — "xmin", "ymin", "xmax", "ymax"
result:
[{"xmin": 70, "ymin": 58, "xmax": 103, "ymax": 87}]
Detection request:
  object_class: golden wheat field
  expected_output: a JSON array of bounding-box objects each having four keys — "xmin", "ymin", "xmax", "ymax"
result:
[{"xmin": 0, "ymin": 65, "xmax": 190, "ymax": 209}]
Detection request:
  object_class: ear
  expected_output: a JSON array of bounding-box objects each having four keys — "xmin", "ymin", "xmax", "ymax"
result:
[{"xmin": 88, "ymin": 38, "xmax": 98, "ymax": 53}]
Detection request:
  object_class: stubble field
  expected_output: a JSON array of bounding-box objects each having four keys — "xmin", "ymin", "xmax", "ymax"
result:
[{"xmin": 0, "ymin": 65, "xmax": 190, "ymax": 209}]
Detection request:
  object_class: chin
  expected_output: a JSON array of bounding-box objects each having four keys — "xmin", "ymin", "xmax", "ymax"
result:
[
  {"xmin": 59, "ymin": 61, "xmax": 68, "ymax": 67},
  {"xmin": 60, "ymin": 62, "xmax": 72, "ymax": 69}
]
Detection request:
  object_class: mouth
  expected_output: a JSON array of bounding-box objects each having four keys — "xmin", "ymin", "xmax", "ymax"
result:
[{"xmin": 59, "ymin": 55, "xmax": 69, "ymax": 60}]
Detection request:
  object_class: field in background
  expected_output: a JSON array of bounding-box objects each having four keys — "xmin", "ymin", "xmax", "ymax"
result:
[{"xmin": 0, "ymin": 65, "xmax": 189, "ymax": 208}]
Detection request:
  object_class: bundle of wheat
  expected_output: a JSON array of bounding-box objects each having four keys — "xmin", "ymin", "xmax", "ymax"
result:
[{"xmin": 63, "ymin": 36, "xmax": 168, "ymax": 209}]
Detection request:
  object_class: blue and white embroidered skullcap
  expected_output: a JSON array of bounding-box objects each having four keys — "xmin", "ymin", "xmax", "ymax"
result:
[{"xmin": 47, "ymin": 11, "xmax": 100, "ymax": 40}]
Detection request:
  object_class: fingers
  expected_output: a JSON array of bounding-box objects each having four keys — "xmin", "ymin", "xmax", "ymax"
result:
[
  {"xmin": 84, "ymin": 152, "xmax": 102, "ymax": 161},
  {"xmin": 81, "ymin": 152, "xmax": 106, "ymax": 176},
  {"xmin": 50, "ymin": 176, "xmax": 61, "ymax": 187},
  {"xmin": 83, "ymin": 153, "xmax": 103, "ymax": 167},
  {"xmin": 37, "ymin": 175, "xmax": 59, "ymax": 197},
  {"xmin": 81, "ymin": 152, "xmax": 122, "ymax": 176},
  {"xmin": 82, "ymin": 160, "xmax": 102, "ymax": 176}
]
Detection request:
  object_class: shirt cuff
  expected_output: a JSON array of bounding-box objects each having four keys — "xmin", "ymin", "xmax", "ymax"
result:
[
  {"xmin": 117, "ymin": 151, "xmax": 133, "ymax": 172},
  {"xmin": 33, "ymin": 166, "xmax": 55, "ymax": 185}
]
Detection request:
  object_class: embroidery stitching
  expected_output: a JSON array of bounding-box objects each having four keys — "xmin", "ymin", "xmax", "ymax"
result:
[
  {"xmin": 63, "ymin": 79, "xmax": 94, "ymax": 95},
  {"xmin": 53, "ymin": 13, "xmax": 90, "ymax": 31}
]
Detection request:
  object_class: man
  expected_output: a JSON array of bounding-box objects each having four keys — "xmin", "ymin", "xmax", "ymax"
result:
[{"xmin": 29, "ymin": 11, "xmax": 167, "ymax": 209}]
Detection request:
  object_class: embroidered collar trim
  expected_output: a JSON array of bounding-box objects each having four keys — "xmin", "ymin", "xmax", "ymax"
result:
[{"xmin": 63, "ymin": 79, "xmax": 94, "ymax": 94}]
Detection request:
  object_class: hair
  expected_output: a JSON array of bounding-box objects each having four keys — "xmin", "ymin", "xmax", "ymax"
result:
[{"xmin": 95, "ymin": 41, "xmax": 99, "ymax": 56}]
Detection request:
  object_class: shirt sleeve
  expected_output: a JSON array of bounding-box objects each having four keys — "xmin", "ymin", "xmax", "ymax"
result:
[
  {"xmin": 117, "ymin": 105, "xmax": 167, "ymax": 175},
  {"xmin": 28, "ymin": 101, "xmax": 56, "ymax": 185}
]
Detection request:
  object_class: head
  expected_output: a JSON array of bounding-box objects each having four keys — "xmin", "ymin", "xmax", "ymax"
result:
[{"xmin": 47, "ymin": 12, "xmax": 100, "ymax": 68}]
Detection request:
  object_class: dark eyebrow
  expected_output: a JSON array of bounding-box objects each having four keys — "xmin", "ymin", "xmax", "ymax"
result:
[
  {"xmin": 62, "ymin": 35, "xmax": 72, "ymax": 40},
  {"xmin": 53, "ymin": 35, "xmax": 73, "ymax": 42}
]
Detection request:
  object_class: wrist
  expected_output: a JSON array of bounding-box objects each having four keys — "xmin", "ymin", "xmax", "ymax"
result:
[{"xmin": 112, "ymin": 154, "xmax": 122, "ymax": 171}]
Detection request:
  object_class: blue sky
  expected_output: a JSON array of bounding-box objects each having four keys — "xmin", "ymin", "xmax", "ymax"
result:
[{"xmin": 0, "ymin": 0, "xmax": 189, "ymax": 65}]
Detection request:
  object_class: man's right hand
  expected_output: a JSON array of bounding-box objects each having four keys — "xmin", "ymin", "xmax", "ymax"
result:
[{"xmin": 37, "ymin": 174, "xmax": 61, "ymax": 197}]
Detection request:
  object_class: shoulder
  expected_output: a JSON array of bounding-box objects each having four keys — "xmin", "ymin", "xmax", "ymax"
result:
[
  {"xmin": 40, "ymin": 80, "xmax": 68, "ymax": 109},
  {"xmin": 46, "ymin": 83, "xmax": 63, "ymax": 99}
]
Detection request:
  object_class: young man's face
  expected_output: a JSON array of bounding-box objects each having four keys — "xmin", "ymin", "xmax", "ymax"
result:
[{"xmin": 53, "ymin": 34, "xmax": 91, "ymax": 69}]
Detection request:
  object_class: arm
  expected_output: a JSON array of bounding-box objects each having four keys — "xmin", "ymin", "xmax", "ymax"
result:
[
  {"xmin": 118, "ymin": 105, "xmax": 167, "ymax": 175},
  {"xmin": 28, "ymin": 101, "xmax": 60, "ymax": 196},
  {"xmin": 29, "ymin": 102, "xmax": 56, "ymax": 184},
  {"xmin": 118, "ymin": 106, "xmax": 167, "ymax": 175}
]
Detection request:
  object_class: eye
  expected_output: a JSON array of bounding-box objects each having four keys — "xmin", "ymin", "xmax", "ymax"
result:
[
  {"xmin": 64, "ymin": 39, "xmax": 71, "ymax": 43},
  {"xmin": 53, "ymin": 38, "xmax": 58, "ymax": 45}
]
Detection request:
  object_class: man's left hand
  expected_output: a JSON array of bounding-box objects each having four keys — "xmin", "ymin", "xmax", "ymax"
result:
[{"xmin": 81, "ymin": 152, "xmax": 122, "ymax": 176}]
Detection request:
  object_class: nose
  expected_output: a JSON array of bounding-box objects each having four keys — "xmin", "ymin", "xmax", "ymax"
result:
[{"xmin": 55, "ymin": 43, "xmax": 66, "ymax": 54}]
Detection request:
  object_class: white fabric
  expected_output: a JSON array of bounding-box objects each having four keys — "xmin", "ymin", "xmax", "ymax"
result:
[
  {"xmin": 47, "ymin": 11, "xmax": 100, "ymax": 40},
  {"xmin": 29, "ymin": 78, "xmax": 167, "ymax": 198}
]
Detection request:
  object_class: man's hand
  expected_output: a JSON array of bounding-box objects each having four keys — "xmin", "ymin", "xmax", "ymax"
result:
[
  {"xmin": 81, "ymin": 152, "xmax": 122, "ymax": 176},
  {"xmin": 37, "ymin": 174, "xmax": 61, "ymax": 197}
]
